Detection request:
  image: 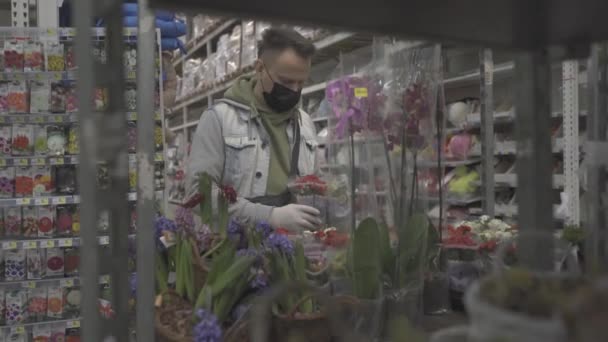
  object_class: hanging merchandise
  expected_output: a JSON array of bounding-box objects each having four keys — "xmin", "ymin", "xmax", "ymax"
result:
[
  {"xmin": 4, "ymin": 41, "xmax": 24, "ymax": 72},
  {"xmin": 15, "ymin": 167, "xmax": 33, "ymax": 197},
  {"xmin": 30, "ymin": 81, "xmax": 51, "ymax": 114},
  {"xmin": 11, "ymin": 125, "xmax": 34, "ymax": 156},
  {"xmin": 47, "ymin": 126, "xmax": 67, "ymax": 156},
  {"xmin": 0, "ymin": 168, "xmax": 14, "ymax": 198},
  {"xmin": 32, "ymin": 166, "xmax": 54, "ymax": 197},
  {"xmin": 67, "ymin": 124, "xmax": 79, "ymax": 155},
  {"xmin": 24, "ymin": 41, "xmax": 43, "ymax": 72},
  {"xmin": 8, "ymin": 81, "xmax": 28, "ymax": 114},
  {"xmin": 0, "ymin": 83, "xmax": 9, "ymax": 115},
  {"xmin": 45, "ymin": 42, "xmax": 65, "ymax": 72},
  {"xmin": 66, "ymin": 82, "xmax": 78, "ymax": 112},
  {"xmin": 34, "ymin": 126, "xmax": 48, "ymax": 155},
  {"xmin": 37, "ymin": 206, "xmax": 55, "ymax": 238},
  {"xmin": 22, "ymin": 206, "xmax": 37, "ymax": 237}
]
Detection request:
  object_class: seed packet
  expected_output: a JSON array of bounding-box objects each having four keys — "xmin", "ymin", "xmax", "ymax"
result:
[
  {"xmin": 11, "ymin": 125, "xmax": 34, "ymax": 156},
  {"xmin": 63, "ymin": 286, "xmax": 80, "ymax": 318},
  {"xmin": 45, "ymin": 249, "xmax": 64, "ymax": 278},
  {"xmin": 28, "ymin": 287, "xmax": 47, "ymax": 322},
  {"xmin": 97, "ymin": 210, "xmax": 109, "ymax": 231},
  {"xmin": 97, "ymin": 164, "xmax": 109, "ymax": 189},
  {"xmin": 50, "ymin": 82, "xmax": 66, "ymax": 113},
  {"xmin": 0, "ymin": 288, "xmax": 5, "ymax": 325},
  {"xmin": 92, "ymin": 42, "xmax": 107, "ymax": 64},
  {"xmin": 0, "ymin": 126, "xmax": 12, "ymax": 156},
  {"xmin": 67, "ymin": 124, "xmax": 78, "ymax": 155},
  {"xmin": 30, "ymin": 81, "xmax": 51, "ymax": 114},
  {"xmin": 47, "ymin": 126, "xmax": 66, "ymax": 156},
  {"xmin": 37, "ymin": 206, "xmax": 55, "ymax": 238},
  {"xmin": 55, "ymin": 166, "xmax": 76, "ymax": 194},
  {"xmin": 6, "ymin": 331, "xmax": 25, "ymax": 342},
  {"xmin": 33, "ymin": 324, "xmax": 51, "ymax": 341},
  {"xmin": 4, "ymin": 41, "xmax": 24, "ymax": 72},
  {"xmin": 65, "ymin": 328, "xmax": 80, "ymax": 342},
  {"xmin": 0, "ymin": 167, "xmax": 15, "ymax": 198},
  {"xmin": 129, "ymin": 203, "xmax": 137, "ymax": 232},
  {"xmin": 24, "ymin": 41, "xmax": 43, "ymax": 72},
  {"xmin": 45, "ymin": 42, "xmax": 65, "ymax": 72},
  {"xmin": 125, "ymin": 85, "xmax": 137, "ymax": 111},
  {"xmin": 22, "ymin": 206, "xmax": 37, "ymax": 238},
  {"xmin": 65, "ymin": 83, "xmax": 77, "ymax": 113},
  {"xmin": 5, "ymin": 207, "xmax": 21, "ymax": 237},
  {"xmin": 47, "ymin": 287, "xmax": 64, "ymax": 319},
  {"xmin": 124, "ymin": 43, "xmax": 137, "ymax": 74},
  {"xmin": 128, "ymin": 157, "xmax": 136, "ymax": 192},
  {"xmin": 155, "ymin": 124, "xmax": 163, "ymax": 151},
  {"xmin": 55, "ymin": 206, "xmax": 72, "ymax": 236},
  {"xmin": 5, "ymin": 250, "xmax": 26, "ymax": 281},
  {"xmin": 50, "ymin": 322, "xmax": 66, "ymax": 341},
  {"xmin": 5, "ymin": 289, "xmax": 27, "ymax": 324},
  {"xmin": 26, "ymin": 249, "xmax": 44, "ymax": 281},
  {"xmin": 93, "ymin": 87, "xmax": 107, "ymax": 111},
  {"xmin": 71, "ymin": 207, "xmax": 79, "ymax": 236},
  {"xmin": 0, "ymin": 83, "xmax": 9, "ymax": 115},
  {"xmin": 15, "ymin": 167, "xmax": 33, "ymax": 197},
  {"xmin": 34, "ymin": 126, "xmax": 48, "ymax": 156},
  {"xmin": 127, "ymin": 122, "xmax": 136, "ymax": 153},
  {"xmin": 64, "ymin": 248, "xmax": 79, "ymax": 277},
  {"xmin": 7, "ymin": 81, "xmax": 28, "ymax": 114},
  {"xmin": 65, "ymin": 44, "xmax": 76, "ymax": 70},
  {"xmin": 32, "ymin": 166, "xmax": 53, "ymax": 197}
]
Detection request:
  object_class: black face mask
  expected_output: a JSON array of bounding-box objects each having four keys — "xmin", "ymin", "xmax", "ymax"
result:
[{"xmin": 262, "ymin": 68, "xmax": 301, "ymax": 112}]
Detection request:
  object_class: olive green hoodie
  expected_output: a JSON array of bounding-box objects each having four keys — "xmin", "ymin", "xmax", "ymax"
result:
[{"xmin": 224, "ymin": 76, "xmax": 295, "ymax": 195}]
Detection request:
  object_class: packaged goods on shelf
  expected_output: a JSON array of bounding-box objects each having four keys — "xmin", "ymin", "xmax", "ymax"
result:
[
  {"xmin": 227, "ymin": 26, "xmax": 242, "ymax": 75},
  {"xmin": 241, "ymin": 21, "xmax": 256, "ymax": 68}
]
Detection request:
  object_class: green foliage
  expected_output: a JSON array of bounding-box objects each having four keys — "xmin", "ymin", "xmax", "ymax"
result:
[
  {"xmin": 198, "ymin": 172, "xmax": 213, "ymax": 226},
  {"xmin": 396, "ymin": 213, "xmax": 429, "ymax": 288},
  {"xmin": 378, "ymin": 222, "xmax": 395, "ymax": 276},
  {"xmin": 562, "ymin": 225, "xmax": 585, "ymax": 245},
  {"xmin": 294, "ymin": 243, "xmax": 313, "ymax": 313},
  {"xmin": 217, "ymin": 192, "xmax": 229, "ymax": 238},
  {"xmin": 352, "ymin": 218, "xmax": 382, "ymax": 299}
]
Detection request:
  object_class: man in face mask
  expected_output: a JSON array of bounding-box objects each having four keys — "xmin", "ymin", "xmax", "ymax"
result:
[{"xmin": 186, "ymin": 27, "xmax": 321, "ymax": 232}]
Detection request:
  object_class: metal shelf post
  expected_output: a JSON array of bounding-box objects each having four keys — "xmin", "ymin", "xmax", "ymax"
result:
[
  {"xmin": 562, "ymin": 61, "xmax": 580, "ymax": 225},
  {"xmin": 479, "ymin": 48, "xmax": 495, "ymax": 216}
]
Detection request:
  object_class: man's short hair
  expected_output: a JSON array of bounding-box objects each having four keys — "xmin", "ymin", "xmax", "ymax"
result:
[{"xmin": 258, "ymin": 27, "xmax": 316, "ymax": 59}]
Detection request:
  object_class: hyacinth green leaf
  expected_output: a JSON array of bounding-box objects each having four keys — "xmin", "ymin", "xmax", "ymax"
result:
[
  {"xmin": 353, "ymin": 217, "xmax": 382, "ymax": 299},
  {"xmin": 397, "ymin": 213, "xmax": 429, "ymax": 288},
  {"xmin": 294, "ymin": 242, "xmax": 313, "ymax": 313},
  {"xmin": 198, "ymin": 172, "xmax": 213, "ymax": 226},
  {"xmin": 378, "ymin": 221, "xmax": 395, "ymax": 276},
  {"xmin": 155, "ymin": 253, "xmax": 168, "ymax": 293},
  {"xmin": 217, "ymin": 191, "xmax": 229, "ymax": 238},
  {"xmin": 214, "ymin": 272, "xmax": 251, "ymax": 322},
  {"xmin": 209, "ymin": 255, "xmax": 256, "ymax": 298}
]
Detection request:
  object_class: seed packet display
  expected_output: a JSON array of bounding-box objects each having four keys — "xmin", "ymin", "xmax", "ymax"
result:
[
  {"xmin": 34, "ymin": 126, "xmax": 48, "ymax": 156},
  {"xmin": 92, "ymin": 41, "xmax": 107, "ymax": 64},
  {"xmin": 46, "ymin": 126, "xmax": 66, "ymax": 156},
  {"xmin": 0, "ymin": 126, "xmax": 12, "ymax": 157},
  {"xmin": 125, "ymin": 84, "xmax": 137, "ymax": 111},
  {"xmin": 45, "ymin": 248, "xmax": 64, "ymax": 277},
  {"xmin": 55, "ymin": 166, "xmax": 76, "ymax": 194},
  {"xmin": 50, "ymin": 82, "xmax": 66, "ymax": 113},
  {"xmin": 46, "ymin": 286, "xmax": 64, "ymax": 319},
  {"xmin": 5, "ymin": 289, "xmax": 27, "ymax": 325},
  {"xmin": 55, "ymin": 206, "xmax": 72, "ymax": 236},
  {"xmin": 67, "ymin": 124, "xmax": 78, "ymax": 155},
  {"xmin": 0, "ymin": 167, "xmax": 15, "ymax": 198},
  {"xmin": 5, "ymin": 331, "xmax": 25, "ymax": 342},
  {"xmin": 127, "ymin": 122, "xmax": 136, "ymax": 153},
  {"xmin": 51, "ymin": 323, "xmax": 66, "ymax": 342},
  {"xmin": 11, "ymin": 125, "xmax": 34, "ymax": 156},
  {"xmin": 64, "ymin": 248, "xmax": 79, "ymax": 277},
  {"xmin": 63, "ymin": 286, "xmax": 80, "ymax": 317},
  {"xmin": 5, "ymin": 249, "xmax": 25, "ymax": 281},
  {"xmin": 24, "ymin": 41, "xmax": 43, "ymax": 72},
  {"xmin": 65, "ymin": 83, "xmax": 77, "ymax": 113},
  {"xmin": 33, "ymin": 324, "xmax": 51, "ymax": 341},
  {"xmin": 65, "ymin": 44, "xmax": 76, "ymax": 70},
  {"xmin": 22, "ymin": 206, "xmax": 37, "ymax": 238},
  {"xmin": 37, "ymin": 206, "xmax": 55, "ymax": 238},
  {"xmin": 7, "ymin": 81, "xmax": 28, "ymax": 114},
  {"xmin": 26, "ymin": 248, "xmax": 44, "ymax": 279},
  {"xmin": 14, "ymin": 167, "xmax": 33, "ymax": 197},
  {"xmin": 45, "ymin": 42, "xmax": 65, "ymax": 72},
  {"xmin": 128, "ymin": 157, "xmax": 136, "ymax": 192},
  {"xmin": 30, "ymin": 81, "xmax": 51, "ymax": 114},
  {"xmin": 0, "ymin": 83, "xmax": 9, "ymax": 115},
  {"xmin": 4, "ymin": 207, "xmax": 21, "ymax": 238},
  {"xmin": 28, "ymin": 287, "xmax": 48, "ymax": 322},
  {"xmin": 4, "ymin": 41, "xmax": 24, "ymax": 72},
  {"xmin": 32, "ymin": 166, "xmax": 53, "ymax": 197},
  {"xmin": 65, "ymin": 328, "xmax": 80, "ymax": 342}
]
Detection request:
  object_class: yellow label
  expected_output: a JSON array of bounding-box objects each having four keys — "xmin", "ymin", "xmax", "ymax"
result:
[
  {"xmin": 67, "ymin": 320, "xmax": 81, "ymax": 328},
  {"xmin": 16, "ymin": 158, "xmax": 28, "ymax": 166},
  {"xmin": 54, "ymin": 197, "xmax": 67, "ymax": 205},
  {"xmin": 46, "ymin": 28, "xmax": 57, "ymax": 36},
  {"xmin": 35, "ymin": 198, "xmax": 49, "ymax": 205},
  {"xmin": 22, "ymin": 281, "xmax": 36, "ymax": 288},
  {"xmin": 155, "ymin": 154, "xmax": 163, "ymax": 162},
  {"xmin": 128, "ymin": 112, "xmax": 137, "ymax": 121},
  {"xmin": 354, "ymin": 88, "xmax": 368, "ymax": 98},
  {"xmin": 53, "ymin": 72, "xmax": 63, "ymax": 80},
  {"xmin": 33, "ymin": 158, "xmax": 46, "ymax": 165},
  {"xmin": 13, "ymin": 116, "xmax": 24, "ymax": 123},
  {"xmin": 0, "ymin": 117, "xmax": 5, "ymax": 123},
  {"xmin": 72, "ymin": 222, "xmax": 80, "ymax": 234},
  {"xmin": 53, "ymin": 115, "xmax": 64, "ymax": 123},
  {"xmin": 59, "ymin": 238, "xmax": 73, "ymax": 247},
  {"xmin": 60, "ymin": 279, "xmax": 74, "ymax": 287},
  {"xmin": 11, "ymin": 326, "xmax": 25, "ymax": 334},
  {"xmin": 2, "ymin": 241, "xmax": 17, "ymax": 249},
  {"xmin": 0, "ymin": 160, "xmax": 6, "ymax": 167},
  {"xmin": 33, "ymin": 116, "xmax": 44, "ymax": 123},
  {"xmin": 17, "ymin": 198, "xmax": 31, "ymax": 205},
  {"xmin": 41, "ymin": 240, "xmax": 55, "ymax": 248},
  {"xmin": 23, "ymin": 241, "xmax": 37, "ymax": 249}
]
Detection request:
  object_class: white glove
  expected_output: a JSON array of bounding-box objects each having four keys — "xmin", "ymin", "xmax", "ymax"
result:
[{"xmin": 269, "ymin": 204, "xmax": 321, "ymax": 232}]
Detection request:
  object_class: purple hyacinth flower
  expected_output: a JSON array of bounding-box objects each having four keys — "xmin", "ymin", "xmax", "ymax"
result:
[
  {"xmin": 175, "ymin": 206, "xmax": 195, "ymax": 233},
  {"xmin": 250, "ymin": 269, "xmax": 268, "ymax": 290},
  {"xmin": 154, "ymin": 216, "xmax": 177, "ymax": 250},
  {"xmin": 193, "ymin": 309, "xmax": 222, "ymax": 342},
  {"xmin": 265, "ymin": 233, "xmax": 294, "ymax": 255},
  {"xmin": 255, "ymin": 221, "xmax": 273, "ymax": 238},
  {"xmin": 231, "ymin": 304, "xmax": 251, "ymax": 322},
  {"xmin": 237, "ymin": 247, "xmax": 262, "ymax": 267}
]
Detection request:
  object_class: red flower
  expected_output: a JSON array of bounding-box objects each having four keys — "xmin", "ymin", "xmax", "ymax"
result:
[
  {"xmin": 479, "ymin": 240, "xmax": 498, "ymax": 252},
  {"xmin": 182, "ymin": 193, "xmax": 203, "ymax": 209},
  {"xmin": 275, "ymin": 227, "xmax": 290, "ymax": 235},
  {"xmin": 221, "ymin": 185, "xmax": 237, "ymax": 204}
]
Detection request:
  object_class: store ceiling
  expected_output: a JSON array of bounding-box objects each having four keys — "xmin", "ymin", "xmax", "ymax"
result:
[{"xmin": 149, "ymin": 0, "xmax": 608, "ymax": 54}]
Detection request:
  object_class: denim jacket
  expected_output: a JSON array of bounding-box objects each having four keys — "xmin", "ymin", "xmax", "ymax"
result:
[{"xmin": 185, "ymin": 99, "xmax": 318, "ymax": 225}]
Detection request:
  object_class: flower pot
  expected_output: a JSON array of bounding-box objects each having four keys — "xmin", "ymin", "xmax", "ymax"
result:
[
  {"xmin": 334, "ymin": 295, "xmax": 384, "ymax": 339},
  {"xmin": 154, "ymin": 291, "xmax": 194, "ymax": 342},
  {"xmin": 272, "ymin": 311, "xmax": 332, "ymax": 342},
  {"xmin": 382, "ymin": 284, "xmax": 423, "ymax": 340},
  {"xmin": 424, "ymin": 272, "xmax": 451, "ymax": 315},
  {"xmin": 429, "ymin": 325, "xmax": 470, "ymax": 342},
  {"xmin": 464, "ymin": 280, "xmax": 567, "ymax": 342}
]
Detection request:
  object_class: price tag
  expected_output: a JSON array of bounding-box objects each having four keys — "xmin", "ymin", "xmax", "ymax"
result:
[
  {"xmin": 60, "ymin": 279, "xmax": 75, "ymax": 287},
  {"xmin": 58, "ymin": 238, "xmax": 73, "ymax": 247},
  {"xmin": 23, "ymin": 241, "xmax": 37, "ymax": 249},
  {"xmin": 128, "ymin": 193, "xmax": 137, "ymax": 201},
  {"xmin": 55, "ymin": 158, "xmax": 64, "ymax": 165},
  {"xmin": 32, "ymin": 116, "xmax": 44, "ymax": 123},
  {"xmin": 16, "ymin": 158, "xmax": 28, "ymax": 166},
  {"xmin": 155, "ymin": 112, "xmax": 161, "ymax": 121},
  {"xmin": 2, "ymin": 241, "xmax": 17, "ymax": 250},
  {"xmin": 0, "ymin": 117, "xmax": 5, "ymax": 123},
  {"xmin": 155, "ymin": 154, "xmax": 163, "ymax": 162},
  {"xmin": 53, "ymin": 197, "xmax": 67, "ymax": 205},
  {"xmin": 71, "ymin": 156, "xmax": 79, "ymax": 164},
  {"xmin": 35, "ymin": 198, "xmax": 49, "ymax": 205},
  {"xmin": 99, "ymin": 275, "xmax": 110, "ymax": 284},
  {"xmin": 354, "ymin": 87, "xmax": 368, "ymax": 98},
  {"xmin": 13, "ymin": 116, "xmax": 24, "ymax": 123},
  {"xmin": 67, "ymin": 320, "xmax": 80, "ymax": 329},
  {"xmin": 127, "ymin": 71, "xmax": 136, "ymax": 79},
  {"xmin": 127, "ymin": 112, "xmax": 137, "ymax": 121},
  {"xmin": 98, "ymin": 236, "xmax": 109, "ymax": 245},
  {"xmin": 40, "ymin": 240, "xmax": 55, "ymax": 248},
  {"xmin": 21, "ymin": 281, "xmax": 36, "ymax": 289},
  {"xmin": 52, "ymin": 115, "xmax": 64, "ymax": 123},
  {"xmin": 53, "ymin": 72, "xmax": 63, "ymax": 81},
  {"xmin": 46, "ymin": 28, "xmax": 58, "ymax": 37},
  {"xmin": 32, "ymin": 158, "xmax": 46, "ymax": 166},
  {"xmin": 16, "ymin": 198, "xmax": 31, "ymax": 205},
  {"xmin": 34, "ymin": 73, "xmax": 44, "ymax": 81},
  {"xmin": 0, "ymin": 160, "xmax": 6, "ymax": 167},
  {"xmin": 15, "ymin": 73, "xmax": 24, "ymax": 81},
  {"xmin": 11, "ymin": 326, "xmax": 25, "ymax": 334}
]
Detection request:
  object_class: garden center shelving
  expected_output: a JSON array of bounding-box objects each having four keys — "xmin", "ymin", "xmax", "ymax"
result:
[{"xmin": 0, "ymin": 26, "xmax": 165, "ymax": 340}]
